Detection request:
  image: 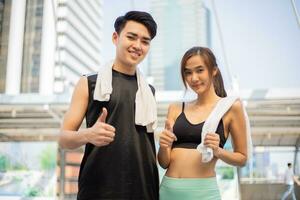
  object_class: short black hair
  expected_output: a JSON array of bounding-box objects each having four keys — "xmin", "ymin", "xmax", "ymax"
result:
[
  {"xmin": 114, "ymin": 11, "xmax": 157, "ymax": 39},
  {"xmin": 288, "ymin": 163, "xmax": 292, "ymax": 167}
]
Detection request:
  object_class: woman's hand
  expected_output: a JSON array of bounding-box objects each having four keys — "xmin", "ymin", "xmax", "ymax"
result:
[
  {"xmin": 204, "ymin": 133, "xmax": 221, "ymax": 158},
  {"xmin": 159, "ymin": 120, "xmax": 177, "ymax": 149}
]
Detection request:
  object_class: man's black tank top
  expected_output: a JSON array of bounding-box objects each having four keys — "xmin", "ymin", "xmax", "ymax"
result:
[
  {"xmin": 172, "ymin": 102, "xmax": 227, "ymax": 149},
  {"xmin": 77, "ymin": 70, "xmax": 159, "ymax": 200}
]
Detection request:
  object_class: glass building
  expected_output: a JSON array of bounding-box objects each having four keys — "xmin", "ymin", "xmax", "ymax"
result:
[
  {"xmin": 0, "ymin": 0, "xmax": 103, "ymax": 95},
  {"xmin": 149, "ymin": 0, "xmax": 210, "ymax": 90},
  {"xmin": 21, "ymin": 0, "xmax": 44, "ymax": 93},
  {"xmin": 0, "ymin": 0, "xmax": 11, "ymax": 93}
]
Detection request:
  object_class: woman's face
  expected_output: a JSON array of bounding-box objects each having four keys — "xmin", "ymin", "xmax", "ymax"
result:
[{"xmin": 183, "ymin": 55, "xmax": 214, "ymax": 95}]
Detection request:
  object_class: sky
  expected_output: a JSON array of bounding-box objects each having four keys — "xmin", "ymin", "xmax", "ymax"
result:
[{"xmin": 102, "ymin": 0, "xmax": 300, "ymax": 90}]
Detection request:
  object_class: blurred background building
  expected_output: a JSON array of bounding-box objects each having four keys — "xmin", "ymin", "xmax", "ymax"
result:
[
  {"xmin": 0, "ymin": 0, "xmax": 104, "ymax": 199},
  {"xmin": 149, "ymin": 0, "xmax": 210, "ymax": 90},
  {"xmin": 0, "ymin": 0, "xmax": 103, "ymax": 95},
  {"xmin": 0, "ymin": 0, "xmax": 300, "ymax": 199}
]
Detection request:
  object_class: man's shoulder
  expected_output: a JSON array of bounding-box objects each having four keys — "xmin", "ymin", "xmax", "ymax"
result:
[
  {"xmin": 84, "ymin": 73, "xmax": 98, "ymax": 80},
  {"xmin": 82, "ymin": 73, "xmax": 98, "ymax": 94}
]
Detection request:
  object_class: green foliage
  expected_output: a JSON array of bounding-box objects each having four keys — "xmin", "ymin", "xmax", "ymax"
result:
[
  {"xmin": 39, "ymin": 145, "xmax": 56, "ymax": 170},
  {"xmin": 0, "ymin": 153, "xmax": 28, "ymax": 171},
  {"xmin": 13, "ymin": 175, "xmax": 23, "ymax": 182},
  {"xmin": 0, "ymin": 154, "xmax": 9, "ymax": 171},
  {"xmin": 13, "ymin": 163, "xmax": 28, "ymax": 170},
  {"xmin": 218, "ymin": 166, "xmax": 234, "ymax": 180},
  {"xmin": 0, "ymin": 155, "xmax": 9, "ymax": 172},
  {"xmin": 25, "ymin": 187, "xmax": 41, "ymax": 197}
]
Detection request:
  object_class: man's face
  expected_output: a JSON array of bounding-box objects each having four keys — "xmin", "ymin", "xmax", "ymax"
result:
[{"xmin": 113, "ymin": 20, "xmax": 151, "ymax": 67}]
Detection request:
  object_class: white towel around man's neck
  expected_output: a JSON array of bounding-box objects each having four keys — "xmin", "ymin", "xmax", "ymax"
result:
[
  {"xmin": 196, "ymin": 96, "xmax": 253, "ymax": 163},
  {"xmin": 93, "ymin": 60, "xmax": 157, "ymax": 132}
]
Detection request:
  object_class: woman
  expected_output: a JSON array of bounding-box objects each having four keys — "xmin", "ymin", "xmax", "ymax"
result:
[{"xmin": 158, "ymin": 47, "xmax": 248, "ymax": 200}]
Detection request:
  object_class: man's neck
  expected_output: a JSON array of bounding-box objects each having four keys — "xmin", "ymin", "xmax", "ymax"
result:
[{"xmin": 113, "ymin": 59, "xmax": 136, "ymax": 75}]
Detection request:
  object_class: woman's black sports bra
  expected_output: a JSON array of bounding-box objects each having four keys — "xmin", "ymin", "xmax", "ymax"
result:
[{"xmin": 172, "ymin": 102, "xmax": 227, "ymax": 149}]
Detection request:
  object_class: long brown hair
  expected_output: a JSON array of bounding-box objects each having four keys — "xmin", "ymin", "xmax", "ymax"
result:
[{"xmin": 180, "ymin": 46, "xmax": 227, "ymax": 97}]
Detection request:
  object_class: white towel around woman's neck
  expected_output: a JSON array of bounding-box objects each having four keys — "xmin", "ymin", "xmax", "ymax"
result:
[
  {"xmin": 93, "ymin": 61, "xmax": 157, "ymax": 132},
  {"xmin": 196, "ymin": 96, "xmax": 253, "ymax": 163}
]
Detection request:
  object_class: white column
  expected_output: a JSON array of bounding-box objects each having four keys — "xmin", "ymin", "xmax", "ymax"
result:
[
  {"xmin": 39, "ymin": 0, "xmax": 56, "ymax": 95},
  {"xmin": 5, "ymin": 0, "xmax": 27, "ymax": 94}
]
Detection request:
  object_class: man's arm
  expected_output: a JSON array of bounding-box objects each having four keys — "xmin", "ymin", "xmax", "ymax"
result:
[
  {"xmin": 58, "ymin": 76, "xmax": 90, "ymax": 149},
  {"xmin": 58, "ymin": 76, "xmax": 115, "ymax": 149},
  {"xmin": 294, "ymin": 175, "xmax": 300, "ymax": 185}
]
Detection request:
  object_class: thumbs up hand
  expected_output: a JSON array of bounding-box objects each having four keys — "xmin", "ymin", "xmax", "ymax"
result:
[
  {"xmin": 98, "ymin": 107, "xmax": 108, "ymax": 123},
  {"xmin": 159, "ymin": 119, "xmax": 177, "ymax": 149},
  {"xmin": 85, "ymin": 107, "xmax": 116, "ymax": 147},
  {"xmin": 165, "ymin": 120, "xmax": 173, "ymax": 132}
]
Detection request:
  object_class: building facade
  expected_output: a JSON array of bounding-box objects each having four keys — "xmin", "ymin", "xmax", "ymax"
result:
[
  {"xmin": 149, "ymin": 0, "xmax": 210, "ymax": 90},
  {"xmin": 0, "ymin": 0, "xmax": 103, "ymax": 95}
]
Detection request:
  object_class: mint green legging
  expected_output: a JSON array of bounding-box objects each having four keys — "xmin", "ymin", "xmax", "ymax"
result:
[{"xmin": 160, "ymin": 176, "xmax": 221, "ymax": 200}]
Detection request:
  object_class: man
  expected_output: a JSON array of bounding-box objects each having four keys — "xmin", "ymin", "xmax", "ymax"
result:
[
  {"xmin": 58, "ymin": 11, "xmax": 159, "ymax": 200},
  {"xmin": 281, "ymin": 163, "xmax": 300, "ymax": 200}
]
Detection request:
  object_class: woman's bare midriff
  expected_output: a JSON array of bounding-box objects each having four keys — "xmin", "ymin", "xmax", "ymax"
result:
[{"xmin": 165, "ymin": 148, "xmax": 218, "ymax": 178}]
